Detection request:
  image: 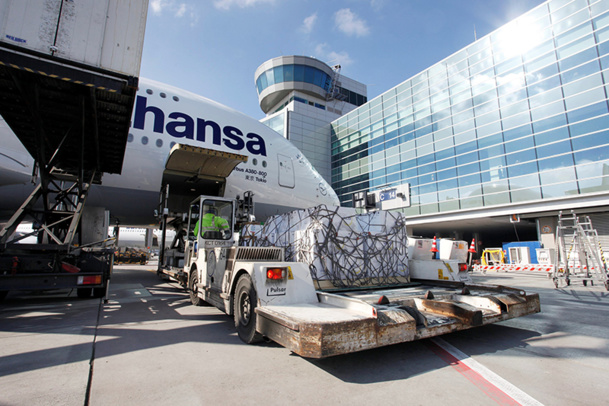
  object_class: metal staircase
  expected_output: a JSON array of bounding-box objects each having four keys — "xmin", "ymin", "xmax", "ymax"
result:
[{"xmin": 553, "ymin": 211, "xmax": 609, "ymax": 290}]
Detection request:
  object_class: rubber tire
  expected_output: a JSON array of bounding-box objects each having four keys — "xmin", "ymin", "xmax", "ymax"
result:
[
  {"xmin": 189, "ymin": 269, "xmax": 203, "ymax": 306},
  {"xmin": 234, "ymin": 275, "xmax": 263, "ymax": 344},
  {"xmin": 77, "ymin": 287, "xmax": 92, "ymax": 298}
]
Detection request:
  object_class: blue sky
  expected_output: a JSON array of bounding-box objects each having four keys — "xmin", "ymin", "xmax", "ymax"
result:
[{"xmin": 141, "ymin": 0, "xmax": 547, "ymax": 120}]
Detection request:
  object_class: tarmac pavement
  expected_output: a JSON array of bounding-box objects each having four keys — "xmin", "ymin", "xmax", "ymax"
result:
[{"xmin": 1, "ymin": 264, "xmax": 608, "ymax": 405}]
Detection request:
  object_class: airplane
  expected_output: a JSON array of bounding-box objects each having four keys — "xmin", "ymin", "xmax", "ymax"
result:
[
  {"xmin": 9, "ymin": 222, "xmax": 175, "ymax": 250},
  {"xmin": 0, "ymin": 78, "xmax": 340, "ymax": 231},
  {"xmin": 5, "ymin": 223, "xmax": 167, "ymax": 256},
  {"xmin": 110, "ymin": 227, "xmax": 180, "ymax": 250}
]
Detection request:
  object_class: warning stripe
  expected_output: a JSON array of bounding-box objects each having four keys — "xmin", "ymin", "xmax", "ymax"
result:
[
  {"xmin": 426, "ymin": 338, "xmax": 543, "ymax": 406},
  {"xmin": 0, "ymin": 60, "xmax": 116, "ymax": 92},
  {"xmin": 473, "ymin": 264, "xmax": 554, "ymax": 272}
]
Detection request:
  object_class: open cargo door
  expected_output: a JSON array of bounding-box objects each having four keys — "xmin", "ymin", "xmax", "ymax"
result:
[
  {"xmin": 157, "ymin": 144, "xmax": 248, "ymax": 273},
  {"xmin": 161, "ymin": 144, "xmax": 248, "ymax": 215}
]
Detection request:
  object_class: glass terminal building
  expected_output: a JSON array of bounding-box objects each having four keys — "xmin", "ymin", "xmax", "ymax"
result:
[{"xmin": 330, "ymin": 0, "xmax": 609, "ymax": 247}]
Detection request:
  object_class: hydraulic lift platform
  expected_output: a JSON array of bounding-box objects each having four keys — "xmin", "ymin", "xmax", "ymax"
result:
[{"xmin": 0, "ymin": 40, "xmax": 138, "ymax": 299}]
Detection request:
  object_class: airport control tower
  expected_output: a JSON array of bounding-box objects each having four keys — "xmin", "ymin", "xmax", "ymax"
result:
[{"xmin": 255, "ymin": 56, "xmax": 367, "ymax": 183}]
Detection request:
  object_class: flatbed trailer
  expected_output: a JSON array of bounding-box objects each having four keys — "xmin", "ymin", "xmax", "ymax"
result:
[
  {"xmin": 256, "ymin": 279, "xmax": 539, "ymax": 358},
  {"xmin": 0, "ymin": 244, "xmax": 114, "ymax": 299}
]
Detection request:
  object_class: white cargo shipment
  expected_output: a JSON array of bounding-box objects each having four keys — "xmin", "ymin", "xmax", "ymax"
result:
[
  {"xmin": 0, "ymin": 0, "xmax": 148, "ymax": 77},
  {"xmin": 407, "ymin": 238, "xmax": 433, "ymax": 260},
  {"xmin": 241, "ymin": 205, "xmax": 409, "ymax": 288},
  {"xmin": 536, "ymin": 248, "xmax": 557, "ymax": 265},
  {"xmin": 438, "ymin": 239, "xmax": 469, "ymax": 262}
]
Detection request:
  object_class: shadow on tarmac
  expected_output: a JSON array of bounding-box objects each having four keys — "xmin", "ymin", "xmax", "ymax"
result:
[
  {"xmin": 0, "ymin": 266, "xmax": 277, "ymax": 379},
  {"xmin": 2, "ymin": 268, "xmax": 607, "ymax": 387},
  {"xmin": 306, "ymin": 323, "xmax": 542, "ymax": 384}
]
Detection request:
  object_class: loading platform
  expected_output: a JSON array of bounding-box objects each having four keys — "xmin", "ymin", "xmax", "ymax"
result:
[{"xmin": 0, "ymin": 40, "xmax": 138, "ymax": 298}]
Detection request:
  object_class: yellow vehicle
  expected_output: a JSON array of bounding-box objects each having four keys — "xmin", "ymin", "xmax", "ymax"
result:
[{"xmin": 481, "ymin": 248, "xmax": 505, "ymax": 266}]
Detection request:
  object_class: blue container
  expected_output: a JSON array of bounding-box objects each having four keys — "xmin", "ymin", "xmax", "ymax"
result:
[{"xmin": 502, "ymin": 241, "xmax": 542, "ymax": 264}]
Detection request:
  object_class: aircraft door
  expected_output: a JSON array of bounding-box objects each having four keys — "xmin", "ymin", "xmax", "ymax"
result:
[{"xmin": 277, "ymin": 154, "xmax": 295, "ymax": 188}]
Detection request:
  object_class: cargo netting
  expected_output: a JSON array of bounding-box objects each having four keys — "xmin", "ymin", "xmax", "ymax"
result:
[{"xmin": 240, "ymin": 205, "xmax": 409, "ymax": 289}]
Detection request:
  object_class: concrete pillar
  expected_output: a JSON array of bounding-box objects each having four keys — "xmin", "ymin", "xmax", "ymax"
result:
[{"xmin": 145, "ymin": 229, "xmax": 154, "ymax": 249}]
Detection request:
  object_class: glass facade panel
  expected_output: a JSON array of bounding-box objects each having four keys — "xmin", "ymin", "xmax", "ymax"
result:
[
  {"xmin": 524, "ymin": 43, "xmax": 557, "ymax": 73},
  {"xmin": 527, "ymin": 66, "xmax": 561, "ymax": 96},
  {"xmin": 439, "ymin": 190, "xmax": 460, "ymax": 211},
  {"xmin": 266, "ymin": 69, "xmax": 275, "ymax": 87},
  {"xmin": 541, "ymin": 181, "xmax": 578, "ymax": 197},
  {"xmin": 503, "ymin": 111, "xmax": 532, "ymax": 130},
  {"xmin": 261, "ymin": 112, "xmax": 285, "ymax": 137},
  {"xmin": 283, "ymin": 64, "xmax": 294, "ymax": 82},
  {"xmin": 557, "ymin": 34, "xmax": 596, "ymax": 60},
  {"xmin": 331, "ymin": 0, "xmax": 609, "ymax": 210},
  {"xmin": 294, "ymin": 65, "xmax": 305, "ymax": 81}
]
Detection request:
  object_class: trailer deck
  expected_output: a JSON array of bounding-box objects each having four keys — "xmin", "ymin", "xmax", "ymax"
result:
[{"xmin": 256, "ymin": 280, "xmax": 540, "ymax": 358}]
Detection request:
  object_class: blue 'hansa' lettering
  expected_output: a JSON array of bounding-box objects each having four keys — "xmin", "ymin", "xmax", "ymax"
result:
[{"xmin": 132, "ymin": 95, "xmax": 267, "ymax": 156}]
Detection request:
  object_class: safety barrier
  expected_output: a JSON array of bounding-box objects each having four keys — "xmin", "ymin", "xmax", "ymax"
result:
[{"xmin": 473, "ymin": 264, "xmax": 555, "ymax": 273}]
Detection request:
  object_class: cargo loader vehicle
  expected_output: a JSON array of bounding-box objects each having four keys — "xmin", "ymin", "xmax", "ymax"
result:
[
  {"xmin": 157, "ymin": 189, "xmax": 540, "ymax": 358},
  {"xmin": 0, "ymin": 0, "xmax": 148, "ymax": 300}
]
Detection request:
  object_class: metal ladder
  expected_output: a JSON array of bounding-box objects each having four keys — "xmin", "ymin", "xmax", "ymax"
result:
[
  {"xmin": 553, "ymin": 211, "xmax": 609, "ymax": 290},
  {"xmin": 326, "ymin": 64, "xmax": 348, "ymax": 102}
]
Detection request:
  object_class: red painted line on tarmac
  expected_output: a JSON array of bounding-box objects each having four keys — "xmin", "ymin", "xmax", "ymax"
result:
[{"xmin": 425, "ymin": 340, "xmax": 521, "ymax": 406}]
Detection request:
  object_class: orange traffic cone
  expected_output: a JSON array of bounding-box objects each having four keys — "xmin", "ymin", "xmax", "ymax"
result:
[
  {"xmin": 468, "ymin": 238, "xmax": 476, "ymax": 253},
  {"xmin": 467, "ymin": 238, "xmax": 476, "ymax": 272},
  {"xmin": 430, "ymin": 236, "xmax": 438, "ymax": 253}
]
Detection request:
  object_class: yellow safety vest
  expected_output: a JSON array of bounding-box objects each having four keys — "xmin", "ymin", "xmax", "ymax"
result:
[{"xmin": 194, "ymin": 213, "xmax": 229, "ymax": 237}]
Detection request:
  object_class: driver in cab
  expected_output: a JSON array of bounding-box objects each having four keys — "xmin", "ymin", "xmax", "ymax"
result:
[{"xmin": 194, "ymin": 206, "xmax": 229, "ymax": 239}]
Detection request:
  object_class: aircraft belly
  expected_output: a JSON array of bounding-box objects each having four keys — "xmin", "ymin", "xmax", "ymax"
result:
[
  {"xmin": 87, "ymin": 185, "xmax": 159, "ymax": 225},
  {"xmin": 0, "ymin": 166, "xmax": 31, "ymax": 187}
]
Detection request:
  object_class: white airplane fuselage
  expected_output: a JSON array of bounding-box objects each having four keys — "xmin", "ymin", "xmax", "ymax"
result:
[{"xmin": 0, "ymin": 78, "xmax": 339, "ymax": 226}]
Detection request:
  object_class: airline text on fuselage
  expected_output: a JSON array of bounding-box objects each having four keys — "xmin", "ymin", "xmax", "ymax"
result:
[{"xmin": 132, "ymin": 95, "xmax": 267, "ymax": 156}]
